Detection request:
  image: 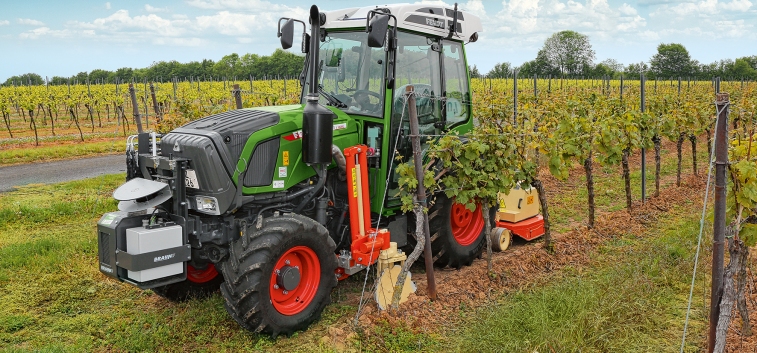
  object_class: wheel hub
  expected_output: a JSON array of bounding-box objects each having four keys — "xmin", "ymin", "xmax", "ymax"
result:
[
  {"xmin": 450, "ymin": 201, "xmax": 485, "ymax": 247},
  {"xmin": 276, "ymin": 266, "xmax": 301, "ymax": 291},
  {"xmin": 269, "ymin": 246, "xmax": 321, "ymax": 316}
]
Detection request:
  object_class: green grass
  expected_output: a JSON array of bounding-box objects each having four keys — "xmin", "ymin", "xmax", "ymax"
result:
[
  {"xmin": 0, "ymin": 139, "xmax": 121, "ymax": 166},
  {"xmin": 450, "ymin": 201, "xmax": 709, "ymax": 352}
]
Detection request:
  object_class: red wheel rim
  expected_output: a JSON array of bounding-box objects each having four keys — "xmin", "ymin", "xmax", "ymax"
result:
[
  {"xmin": 450, "ymin": 202, "xmax": 484, "ymax": 246},
  {"xmin": 187, "ymin": 263, "xmax": 219, "ymax": 284},
  {"xmin": 269, "ymin": 246, "xmax": 321, "ymax": 316}
]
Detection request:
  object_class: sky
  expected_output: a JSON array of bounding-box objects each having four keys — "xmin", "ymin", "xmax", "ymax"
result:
[{"xmin": 0, "ymin": 0, "xmax": 755, "ymax": 81}]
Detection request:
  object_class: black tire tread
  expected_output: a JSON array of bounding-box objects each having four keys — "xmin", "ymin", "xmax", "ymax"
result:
[{"xmin": 219, "ymin": 213, "xmax": 337, "ymax": 337}]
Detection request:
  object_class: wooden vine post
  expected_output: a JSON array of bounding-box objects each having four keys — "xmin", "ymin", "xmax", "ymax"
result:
[
  {"xmin": 150, "ymin": 82, "xmax": 161, "ymax": 123},
  {"xmin": 406, "ymin": 85, "xmax": 437, "ymax": 300},
  {"xmin": 709, "ymin": 92, "xmax": 728, "ymax": 353},
  {"xmin": 128, "ymin": 83, "xmax": 143, "ymax": 133}
]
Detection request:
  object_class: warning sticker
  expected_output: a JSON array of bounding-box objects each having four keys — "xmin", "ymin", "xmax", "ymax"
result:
[
  {"xmin": 278, "ymin": 166, "xmax": 287, "ymax": 178},
  {"xmin": 273, "ymin": 180, "xmax": 285, "ymax": 188},
  {"xmin": 283, "ymin": 151, "xmax": 289, "ymax": 166},
  {"xmin": 527, "ymin": 196, "xmax": 534, "ymax": 205},
  {"xmin": 351, "ymin": 168, "xmax": 358, "ymax": 197}
]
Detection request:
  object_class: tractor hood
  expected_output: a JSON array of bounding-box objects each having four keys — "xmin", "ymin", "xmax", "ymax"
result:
[{"xmin": 164, "ymin": 108, "xmax": 280, "ymax": 179}]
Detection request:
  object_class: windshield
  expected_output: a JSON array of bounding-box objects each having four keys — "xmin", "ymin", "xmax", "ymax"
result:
[{"xmin": 303, "ymin": 31, "xmax": 386, "ymax": 117}]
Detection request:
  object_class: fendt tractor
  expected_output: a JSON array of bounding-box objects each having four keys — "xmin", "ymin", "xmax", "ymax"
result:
[{"xmin": 97, "ymin": 3, "xmax": 543, "ymax": 336}]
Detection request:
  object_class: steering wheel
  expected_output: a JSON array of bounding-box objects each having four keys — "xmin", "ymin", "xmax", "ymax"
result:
[{"xmin": 352, "ymin": 89, "xmax": 382, "ymax": 112}]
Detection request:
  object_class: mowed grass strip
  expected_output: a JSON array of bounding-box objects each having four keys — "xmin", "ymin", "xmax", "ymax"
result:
[
  {"xmin": 0, "ymin": 139, "xmax": 121, "ymax": 166},
  {"xmin": 450, "ymin": 199, "xmax": 709, "ymax": 352}
]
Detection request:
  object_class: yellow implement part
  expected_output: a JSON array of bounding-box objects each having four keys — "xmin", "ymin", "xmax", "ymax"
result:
[{"xmin": 496, "ymin": 186, "xmax": 540, "ymax": 223}]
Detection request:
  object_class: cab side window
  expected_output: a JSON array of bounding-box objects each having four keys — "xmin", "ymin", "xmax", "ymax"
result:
[{"xmin": 442, "ymin": 41, "xmax": 470, "ymax": 126}]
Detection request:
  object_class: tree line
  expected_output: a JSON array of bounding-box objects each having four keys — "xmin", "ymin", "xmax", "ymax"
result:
[
  {"xmin": 3, "ymin": 48, "xmax": 305, "ymax": 86},
  {"xmin": 471, "ymin": 30, "xmax": 757, "ymax": 80}
]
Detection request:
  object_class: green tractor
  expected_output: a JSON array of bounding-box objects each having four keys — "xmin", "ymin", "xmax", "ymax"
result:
[{"xmin": 98, "ymin": 3, "xmax": 485, "ymax": 336}]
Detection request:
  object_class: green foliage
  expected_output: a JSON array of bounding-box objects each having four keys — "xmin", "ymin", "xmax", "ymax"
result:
[
  {"xmin": 539, "ymin": 30, "xmax": 596, "ymax": 77},
  {"xmin": 650, "ymin": 43, "xmax": 694, "ymax": 79},
  {"xmin": 429, "ymin": 126, "xmax": 517, "ymax": 210},
  {"xmin": 4, "ymin": 49, "xmax": 304, "ymax": 86},
  {"xmin": 739, "ymin": 223, "xmax": 757, "ymax": 247},
  {"xmin": 486, "ymin": 62, "xmax": 513, "ymax": 78}
]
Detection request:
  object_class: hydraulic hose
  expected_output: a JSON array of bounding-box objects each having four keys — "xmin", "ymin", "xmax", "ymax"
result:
[{"xmin": 293, "ymin": 165, "xmax": 327, "ymax": 214}]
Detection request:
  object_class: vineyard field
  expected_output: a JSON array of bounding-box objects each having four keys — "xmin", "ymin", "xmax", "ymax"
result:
[{"xmin": 1, "ymin": 77, "xmax": 754, "ymax": 150}]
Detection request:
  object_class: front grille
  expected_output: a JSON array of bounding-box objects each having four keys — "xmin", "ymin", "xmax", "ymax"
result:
[
  {"xmin": 244, "ymin": 138, "xmax": 280, "ymax": 187},
  {"xmin": 99, "ymin": 232, "xmax": 110, "ymax": 264}
]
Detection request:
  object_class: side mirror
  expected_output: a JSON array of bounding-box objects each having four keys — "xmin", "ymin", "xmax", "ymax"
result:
[
  {"xmin": 367, "ymin": 14, "xmax": 389, "ymax": 48},
  {"xmin": 279, "ymin": 19, "xmax": 294, "ymax": 50}
]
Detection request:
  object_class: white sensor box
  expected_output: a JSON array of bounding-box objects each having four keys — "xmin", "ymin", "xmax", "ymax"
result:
[{"xmin": 126, "ymin": 225, "xmax": 183, "ymax": 282}]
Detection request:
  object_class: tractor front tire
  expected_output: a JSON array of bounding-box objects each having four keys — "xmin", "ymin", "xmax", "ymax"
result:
[
  {"xmin": 152, "ymin": 263, "xmax": 223, "ymax": 302},
  {"xmin": 219, "ymin": 213, "xmax": 337, "ymax": 337},
  {"xmin": 422, "ymin": 193, "xmax": 494, "ymax": 269}
]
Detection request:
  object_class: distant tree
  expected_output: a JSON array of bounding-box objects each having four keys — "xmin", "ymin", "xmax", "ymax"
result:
[
  {"xmin": 731, "ymin": 57, "xmax": 757, "ymax": 79},
  {"xmin": 486, "ymin": 62, "xmax": 512, "ymax": 78},
  {"xmin": 89, "ymin": 69, "xmax": 112, "ymax": 83},
  {"xmin": 649, "ymin": 43, "xmax": 693, "ymax": 79},
  {"xmin": 74, "ymin": 72, "xmax": 88, "ymax": 84},
  {"xmin": 592, "ymin": 59, "xmax": 624, "ymax": 78},
  {"xmin": 113, "ymin": 67, "xmax": 134, "ymax": 83},
  {"xmin": 468, "ymin": 65, "xmax": 481, "ymax": 78},
  {"xmin": 49, "ymin": 76, "xmax": 68, "ymax": 85},
  {"xmin": 3, "ymin": 73, "xmax": 44, "ymax": 86},
  {"xmin": 539, "ymin": 30, "xmax": 595, "ymax": 77},
  {"xmin": 517, "ymin": 60, "xmax": 537, "ymax": 77},
  {"xmin": 624, "ymin": 61, "xmax": 649, "ymax": 79},
  {"xmin": 213, "ymin": 53, "xmax": 242, "ymax": 78}
]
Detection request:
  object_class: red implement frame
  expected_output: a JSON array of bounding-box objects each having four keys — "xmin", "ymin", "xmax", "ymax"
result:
[
  {"xmin": 343, "ymin": 145, "xmax": 390, "ymax": 269},
  {"xmin": 496, "ymin": 215, "xmax": 545, "ymax": 241}
]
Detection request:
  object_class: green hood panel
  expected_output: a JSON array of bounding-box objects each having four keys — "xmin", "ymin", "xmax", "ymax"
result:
[{"xmin": 233, "ymin": 105, "xmax": 360, "ymax": 195}]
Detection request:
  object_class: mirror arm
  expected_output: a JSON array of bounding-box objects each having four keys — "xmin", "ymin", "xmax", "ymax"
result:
[
  {"xmin": 447, "ymin": 3, "xmax": 459, "ymax": 39},
  {"xmin": 277, "ymin": 18, "xmax": 306, "ymax": 38}
]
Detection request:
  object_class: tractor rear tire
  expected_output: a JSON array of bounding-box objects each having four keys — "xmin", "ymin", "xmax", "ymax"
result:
[
  {"xmin": 414, "ymin": 193, "xmax": 494, "ymax": 269},
  {"xmin": 152, "ymin": 263, "xmax": 223, "ymax": 302},
  {"xmin": 219, "ymin": 213, "xmax": 337, "ymax": 337}
]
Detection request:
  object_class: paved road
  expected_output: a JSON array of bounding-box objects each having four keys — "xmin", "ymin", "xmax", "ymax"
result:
[{"xmin": 0, "ymin": 155, "xmax": 125, "ymax": 192}]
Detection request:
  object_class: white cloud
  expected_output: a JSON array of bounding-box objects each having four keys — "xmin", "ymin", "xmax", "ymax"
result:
[
  {"xmin": 721, "ymin": 0, "xmax": 753, "ymax": 11},
  {"xmin": 0, "ymin": 20, "xmax": 9, "ymax": 26},
  {"xmin": 19, "ymin": 27, "xmax": 96, "ymax": 39},
  {"xmin": 196, "ymin": 11, "xmax": 263, "ymax": 35},
  {"xmin": 145, "ymin": 4, "xmax": 168, "ymax": 13},
  {"xmin": 186, "ymin": 0, "xmax": 297, "ymax": 12},
  {"xmin": 18, "ymin": 18, "xmax": 45, "ymax": 26},
  {"xmin": 650, "ymin": 0, "xmax": 752, "ymax": 17},
  {"xmin": 72, "ymin": 10, "xmax": 187, "ymax": 37},
  {"xmin": 491, "ymin": 0, "xmax": 647, "ymax": 41},
  {"xmin": 105, "ymin": 2, "xmax": 111, "ymax": 10},
  {"xmin": 648, "ymin": 0, "xmax": 756, "ymax": 40},
  {"xmin": 152, "ymin": 37, "xmax": 206, "ymax": 46}
]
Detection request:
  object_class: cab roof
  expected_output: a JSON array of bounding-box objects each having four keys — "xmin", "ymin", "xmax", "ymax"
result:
[{"xmin": 322, "ymin": 3, "xmax": 482, "ymax": 43}]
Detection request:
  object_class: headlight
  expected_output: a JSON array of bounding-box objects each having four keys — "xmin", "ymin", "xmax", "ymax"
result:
[{"xmin": 195, "ymin": 196, "xmax": 220, "ymax": 215}]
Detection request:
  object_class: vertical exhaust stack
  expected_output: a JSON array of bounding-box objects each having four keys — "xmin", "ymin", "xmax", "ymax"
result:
[{"xmin": 302, "ymin": 5, "xmax": 334, "ymax": 166}]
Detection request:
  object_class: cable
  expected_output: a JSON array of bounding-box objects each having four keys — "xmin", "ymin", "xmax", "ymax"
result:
[
  {"xmin": 354, "ymin": 91, "xmax": 409, "ymax": 324},
  {"xmin": 680, "ymin": 101, "xmax": 727, "ymax": 352}
]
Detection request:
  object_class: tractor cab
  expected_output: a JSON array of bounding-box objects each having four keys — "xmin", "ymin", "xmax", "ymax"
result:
[{"xmin": 279, "ymin": 4, "xmax": 482, "ymax": 210}]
